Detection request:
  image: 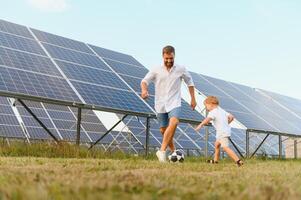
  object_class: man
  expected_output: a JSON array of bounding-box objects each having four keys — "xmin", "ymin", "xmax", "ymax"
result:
[{"xmin": 141, "ymin": 45, "xmax": 197, "ymax": 162}]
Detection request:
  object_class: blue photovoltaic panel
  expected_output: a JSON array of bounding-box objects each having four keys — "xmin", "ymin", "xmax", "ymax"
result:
[
  {"xmin": 43, "ymin": 104, "xmax": 105, "ymax": 142},
  {"xmin": 0, "ymin": 114, "xmax": 20, "ymax": 126},
  {"xmin": 192, "ymin": 72, "xmax": 301, "ymax": 135},
  {"xmin": 120, "ymin": 74, "xmax": 155, "ymax": 95},
  {"xmin": 0, "ymin": 47, "xmax": 62, "ymax": 76},
  {"xmin": 259, "ymin": 89, "xmax": 301, "ymax": 118},
  {"xmin": 0, "ymin": 125, "xmax": 25, "ymax": 139},
  {"xmin": 90, "ymin": 49, "xmax": 204, "ymax": 122},
  {"xmin": 122, "ymin": 116, "xmax": 204, "ymax": 153},
  {"xmin": 14, "ymin": 101, "xmax": 61, "ymax": 140},
  {"xmin": 203, "ymin": 75, "xmax": 301, "ymax": 135},
  {"xmin": 88, "ymin": 45, "xmax": 143, "ymax": 67},
  {"xmin": 0, "ymin": 97, "xmax": 25, "ymax": 139},
  {"xmin": 0, "ymin": 31, "xmax": 46, "ymax": 56},
  {"xmin": 227, "ymin": 83, "xmax": 301, "ymax": 134},
  {"xmin": 88, "ymin": 132, "xmax": 115, "ymax": 143},
  {"xmin": 59, "ymin": 130, "xmax": 90, "ymax": 143},
  {"xmin": 21, "ymin": 116, "xmax": 54, "ymax": 128},
  {"xmin": 191, "ymin": 72, "xmax": 275, "ymax": 131},
  {"xmin": 31, "ymin": 28, "xmax": 93, "ymax": 54},
  {"xmin": 47, "ymin": 110, "xmax": 75, "ymax": 121},
  {"xmin": 0, "ymin": 19, "xmax": 33, "ymax": 39},
  {"xmin": 25, "ymin": 127, "xmax": 59, "ymax": 140},
  {"xmin": 103, "ymin": 58, "xmax": 149, "ymax": 78},
  {"xmin": 0, "ymin": 66, "xmax": 80, "ymax": 102},
  {"xmin": 56, "ymin": 60, "xmax": 129, "ymax": 90},
  {"xmin": 43, "ymin": 43, "xmax": 110, "ymax": 71},
  {"xmin": 71, "ymin": 81, "xmax": 153, "ymax": 114}
]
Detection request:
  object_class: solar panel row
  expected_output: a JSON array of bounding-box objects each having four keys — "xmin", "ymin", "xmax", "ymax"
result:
[
  {"xmin": 1, "ymin": 19, "xmax": 300, "ymax": 157},
  {"xmin": 191, "ymin": 72, "xmax": 301, "ymax": 136}
]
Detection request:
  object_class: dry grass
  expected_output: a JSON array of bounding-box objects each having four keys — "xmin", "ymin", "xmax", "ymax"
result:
[{"xmin": 0, "ymin": 143, "xmax": 301, "ymax": 199}]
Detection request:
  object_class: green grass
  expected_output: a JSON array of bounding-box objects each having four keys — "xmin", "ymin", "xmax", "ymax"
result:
[{"xmin": 1, "ymin": 142, "xmax": 301, "ymax": 200}]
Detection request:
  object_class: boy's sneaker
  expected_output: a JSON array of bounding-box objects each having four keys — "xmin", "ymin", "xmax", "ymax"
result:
[
  {"xmin": 156, "ymin": 150, "xmax": 166, "ymax": 162},
  {"xmin": 236, "ymin": 159, "xmax": 244, "ymax": 167},
  {"xmin": 206, "ymin": 159, "xmax": 218, "ymax": 164}
]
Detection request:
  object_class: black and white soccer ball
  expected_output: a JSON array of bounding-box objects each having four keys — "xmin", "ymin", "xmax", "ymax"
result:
[{"xmin": 168, "ymin": 150, "xmax": 185, "ymax": 163}]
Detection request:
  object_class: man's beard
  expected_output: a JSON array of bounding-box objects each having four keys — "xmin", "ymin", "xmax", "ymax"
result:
[{"xmin": 165, "ymin": 61, "xmax": 174, "ymax": 67}]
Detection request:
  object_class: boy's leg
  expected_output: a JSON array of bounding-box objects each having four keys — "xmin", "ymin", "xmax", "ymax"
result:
[
  {"xmin": 214, "ymin": 141, "xmax": 221, "ymax": 162},
  {"xmin": 223, "ymin": 147, "xmax": 240, "ymax": 162},
  {"xmin": 160, "ymin": 127, "xmax": 175, "ymax": 152},
  {"xmin": 220, "ymin": 137, "xmax": 240, "ymax": 162}
]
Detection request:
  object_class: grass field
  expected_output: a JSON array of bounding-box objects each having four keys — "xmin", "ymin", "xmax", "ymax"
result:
[{"xmin": 1, "ymin": 143, "xmax": 301, "ymax": 200}]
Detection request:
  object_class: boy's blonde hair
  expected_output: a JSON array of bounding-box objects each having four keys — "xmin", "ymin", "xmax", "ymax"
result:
[{"xmin": 204, "ymin": 96, "xmax": 219, "ymax": 105}]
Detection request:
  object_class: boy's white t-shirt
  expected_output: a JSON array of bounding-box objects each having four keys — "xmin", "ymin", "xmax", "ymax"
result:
[{"xmin": 207, "ymin": 106, "xmax": 231, "ymax": 139}]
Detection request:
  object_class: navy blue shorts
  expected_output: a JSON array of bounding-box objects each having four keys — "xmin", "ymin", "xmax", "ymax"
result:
[{"xmin": 157, "ymin": 107, "xmax": 181, "ymax": 128}]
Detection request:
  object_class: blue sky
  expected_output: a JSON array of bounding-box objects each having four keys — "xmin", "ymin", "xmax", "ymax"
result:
[{"xmin": 1, "ymin": 0, "xmax": 301, "ymax": 99}]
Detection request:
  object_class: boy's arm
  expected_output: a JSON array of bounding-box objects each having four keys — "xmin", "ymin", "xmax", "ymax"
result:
[
  {"xmin": 195, "ymin": 117, "xmax": 212, "ymax": 132},
  {"xmin": 228, "ymin": 114, "xmax": 234, "ymax": 124}
]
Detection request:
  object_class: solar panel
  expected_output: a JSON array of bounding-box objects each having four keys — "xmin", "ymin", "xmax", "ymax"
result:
[
  {"xmin": 0, "ymin": 31, "xmax": 46, "ymax": 56},
  {"xmin": 42, "ymin": 43, "xmax": 110, "ymax": 70},
  {"xmin": 89, "ymin": 45, "xmax": 143, "ymax": 67},
  {"xmin": 0, "ymin": 19, "xmax": 33, "ymax": 39},
  {"xmin": 11, "ymin": 100, "xmax": 116, "ymax": 143},
  {"xmin": 89, "ymin": 45, "xmax": 204, "ymax": 122},
  {"xmin": 14, "ymin": 101, "xmax": 61, "ymax": 140},
  {"xmin": 120, "ymin": 74, "xmax": 155, "ymax": 95},
  {"xmin": 71, "ymin": 81, "xmax": 152, "ymax": 113},
  {"xmin": 0, "ymin": 66, "xmax": 80, "ymax": 102},
  {"xmin": 259, "ymin": 89, "xmax": 301, "ymax": 119},
  {"xmin": 121, "ymin": 116, "xmax": 204, "ymax": 154},
  {"xmin": 56, "ymin": 60, "xmax": 129, "ymax": 90},
  {"xmin": 0, "ymin": 47, "xmax": 61, "ymax": 76},
  {"xmin": 31, "ymin": 29, "xmax": 93, "ymax": 54},
  {"xmin": 103, "ymin": 58, "xmax": 148, "ymax": 78},
  {"xmin": 191, "ymin": 72, "xmax": 301, "ymax": 135}
]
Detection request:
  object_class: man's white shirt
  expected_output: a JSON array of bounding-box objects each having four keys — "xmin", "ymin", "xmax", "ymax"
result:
[{"xmin": 141, "ymin": 64, "xmax": 194, "ymax": 113}]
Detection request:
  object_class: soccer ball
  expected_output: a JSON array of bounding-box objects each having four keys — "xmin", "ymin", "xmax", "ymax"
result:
[{"xmin": 168, "ymin": 150, "xmax": 184, "ymax": 163}]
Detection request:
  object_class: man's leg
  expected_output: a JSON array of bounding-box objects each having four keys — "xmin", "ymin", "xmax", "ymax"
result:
[
  {"xmin": 160, "ymin": 117, "xmax": 179, "ymax": 151},
  {"xmin": 156, "ymin": 113, "xmax": 169, "ymax": 162},
  {"xmin": 160, "ymin": 127, "xmax": 175, "ymax": 152},
  {"xmin": 214, "ymin": 141, "xmax": 221, "ymax": 162}
]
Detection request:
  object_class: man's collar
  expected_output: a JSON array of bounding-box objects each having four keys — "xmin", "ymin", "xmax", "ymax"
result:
[{"xmin": 162, "ymin": 64, "xmax": 176, "ymax": 71}]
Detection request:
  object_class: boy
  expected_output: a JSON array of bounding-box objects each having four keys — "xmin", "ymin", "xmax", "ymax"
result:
[{"xmin": 195, "ymin": 96, "xmax": 243, "ymax": 166}]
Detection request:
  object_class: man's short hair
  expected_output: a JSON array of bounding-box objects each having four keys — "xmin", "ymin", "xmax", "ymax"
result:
[
  {"xmin": 162, "ymin": 45, "xmax": 175, "ymax": 55},
  {"xmin": 204, "ymin": 96, "xmax": 219, "ymax": 105}
]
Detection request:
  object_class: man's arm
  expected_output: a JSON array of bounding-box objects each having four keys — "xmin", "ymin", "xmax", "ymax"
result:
[
  {"xmin": 140, "ymin": 70, "xmax": 155, "ymax": 99},
  {"xmin": 182, "ymin": 67, "xmax": 197, "ymax": 110},
  {"xmin": 141, "ymin": 81, "xmax": 149, "ymax": 99},
  {"xmin": 189, "ymin": 86, "xmax": 197, "ymax": 110}
]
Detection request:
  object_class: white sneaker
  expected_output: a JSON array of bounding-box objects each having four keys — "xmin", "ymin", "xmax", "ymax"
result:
[{"xmin": 156, "ymin": 150, "xmax": 166, "ymax": 162}]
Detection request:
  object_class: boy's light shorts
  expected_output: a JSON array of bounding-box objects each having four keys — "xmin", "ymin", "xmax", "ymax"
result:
[{"xmin": 216, "ymin": 137, "xmax": 230, "ymax": 148}]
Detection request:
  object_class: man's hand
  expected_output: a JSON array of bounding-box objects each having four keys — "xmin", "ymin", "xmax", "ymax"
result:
[
  {"xmin": 191, "ymin": 98, "xmax": 197, "ymax": 110},
  {"xmin": 141, "ymin": 90, "xmax": 149, "ymax": 99}
]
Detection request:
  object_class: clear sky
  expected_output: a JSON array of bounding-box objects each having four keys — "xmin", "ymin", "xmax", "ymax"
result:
[{"xmin": 1, "ymin": 0, "xmax": 301, "ymax": 100}]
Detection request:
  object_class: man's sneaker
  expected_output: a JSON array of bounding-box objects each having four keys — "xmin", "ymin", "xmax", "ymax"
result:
[{"xmin": 156, "ymin": 150, "xmax": 166, "ymax": 162}]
